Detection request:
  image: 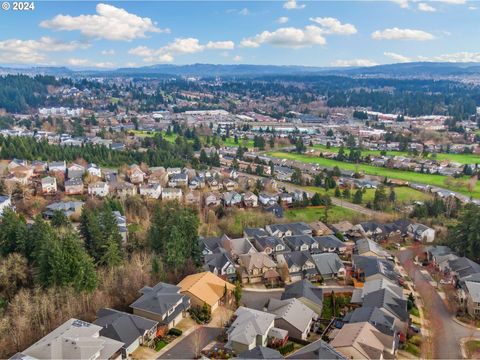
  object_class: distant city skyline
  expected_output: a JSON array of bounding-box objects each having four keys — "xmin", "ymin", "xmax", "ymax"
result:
[{"xmin": 1, "ymin": 0, "xmax": 479, "ymax": 69}]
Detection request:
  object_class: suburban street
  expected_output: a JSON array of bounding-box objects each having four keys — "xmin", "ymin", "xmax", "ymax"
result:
[
  {"xmin": 398, "ymin": 249, "xmax": 480, "ymax": 359},
  {"xmin": 158, "ymin": 327, "xmax": 222, "ymax": 359}
]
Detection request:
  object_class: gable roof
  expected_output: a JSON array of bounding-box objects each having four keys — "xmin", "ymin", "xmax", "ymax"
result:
[
  {"xmin": 343, "ymin": 306, "xmax": 396, "ymax": 336},
  {"xmin": 282, "ymin": 280, "xmax": 323, "ymax": 307},
  {"xmin": 204, "ymin": 250, "xmax": 234, "ymax": 272},
  {"xmin": 311, "ymin": 253, "xmax": 344, "ymax": 277},
  {"xmin": 352, "ymin": 256, "xmax": 398, "ymax": 282},
  {"xmin": 267, "ymin": 298, "xmax": 315, "ymax": 333},
  {"xmin": 177, "ymin": 271, "xmax": 234, "ymax": 307},
  {"xmin": 362, "ymin": 288, "xmax": 408, "ymax": 322},
  {"xmin": 94, "ymin": 308, "xmax": 157, "ymax": 348},
  {"xmin": 238, "ymin": 346, "xmax": 283, "ymax": 359},
  {"xmin": 314, "ymin": 235, "xmax": 345, "ymax": 250},
  {"xmin": 228, "ymin": 307, "xmax": 276, "ymax": 346},
  {"xmin": 287, "ymin": 339, "xmax": 346, "ymax": 360},
  {"xmin": 356, "ymin": 239, "xmax": 389, "ymax": 258},
  {"xmin": 239, "ymin": 253, "xmax": 277, "ymax": 271}
]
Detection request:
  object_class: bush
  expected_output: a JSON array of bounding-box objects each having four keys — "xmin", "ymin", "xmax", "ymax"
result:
[
  {"xmin": 189, "ymin": 303, "xmax": 212, "ymax": 324},
  {"xmin": 155, "ymin": 339, "xmax": 167, "ymax": 351},
  {"xmin": 168, "ymin": 328, "xmax": 182, "ymax": 336},
  {"xmin": 279, "ymin": 342, "xmax": 295, "ymax": 355}
]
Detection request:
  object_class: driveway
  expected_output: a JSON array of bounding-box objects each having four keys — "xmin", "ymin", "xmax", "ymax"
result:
[
  {"xmin": 158, "ymin": 327, "xmax": 222, "ymax": 359},
  {"xmin": 398, "ymin": 248, "xmax": 480, "ymax": 359}
]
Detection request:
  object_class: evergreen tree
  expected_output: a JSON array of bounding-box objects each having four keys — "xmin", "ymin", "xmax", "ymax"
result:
[
  {"xmin": 352, "ymin": 189, "xmax": 363, "ymax": 204},
  {"xmin": 373, "ymin": 185, "xmax": 389, "ymax": 211}
]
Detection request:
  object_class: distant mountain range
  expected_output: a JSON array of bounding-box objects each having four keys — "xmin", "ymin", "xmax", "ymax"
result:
[{"xmin": 2, "ymin": 62, "xmax": 480, "ymax": 78}]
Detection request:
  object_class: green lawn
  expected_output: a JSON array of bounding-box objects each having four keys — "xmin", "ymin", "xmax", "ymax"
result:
[
  {"xmin": 466, "ymin": 340, "xmax": 480, "ymax": 358},
  {"xmin": 131, "ymin": 130, "xmax": 179, "ymax": 143},
  {"xmin": 311, "ymin": 144, "xmax": 480, "ymax": 165},
  {"xmin": 285, "ymin": 205, "xmax": 367, "ymax": 223},
  {"xmin": 268, "ymin": 151, "xmax": 480, "ymax": 199},
  {"xmin": 361, "ymin": 186, "xmax": 432, "ymax": 205}
]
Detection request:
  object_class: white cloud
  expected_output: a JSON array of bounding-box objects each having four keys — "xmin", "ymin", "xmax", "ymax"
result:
[
  {"xmin": 372, "ymin": 27, "xmax": 435, "ymax": 41},
  {"xmin": 240, "ymin": 26, "xmax": 326, "ymax": 48},
  {"xmin": 238, "ymin": 8, "xmax": 249, "ymax": 15},
  {"xmin": 391, "ymin": 0, "xmax": 410, "ymax": 8},
  {"xmin": 233, "ymin": 55, "xmax": 243, "ymax": 62},
  {"xmin": 418, "ymin": 3, "xmax": 437, "ymax": 12},
  {"xmin": 283, "ymin": 0, "xmax": 305, "ymax": 10},
  {"xmin": 420, "ymin": 52, "xmax": 480, "ymax": 62},
  {"xmin": 129, "ymin": 38, "xmax": 235, "ymax": 63},
  {"xmin": 277, "ymin": 16, "xmax": 289, "ymax": 24},
  {"xmin": 309, "ymin": 17, "xmax": 357, "ymax": 35},
  {"xmin": 205, "ymin": 41, "xmax": 235, "ymax": 50},
  {"xmin": 101, "ymin": 49, "xmax": 115, "ymax": 56},
  {"xmin": 468, "ymin": 6, "xmax": 477, "ymax": 10},
  {"xmin": 40, "ymin": 3, "xmax": 167, "ymax": 41},
  {"xmin": 438, "ymin": 0, "xmax": 466, "ymax": 4},
  {"xmin": 0, "ymin": 37, "xmax": 89, "ymax": 64},
  {"xmin": 94, "ymin": 62, "xmax": 116, "ymax": 68},
  {"xmin": 67, "ymin": 58, "xmax": 90, "ymax": 66},
  {"xmin": 332, "ymin": 59, "xmax": 378, "ymax": 67},
  {"xmin": 384, "ymin": 52, "xmax": 411, "ymax": 62}
]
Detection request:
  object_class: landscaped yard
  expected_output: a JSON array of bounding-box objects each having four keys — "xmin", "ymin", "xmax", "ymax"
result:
[
  {"xmin": 285, "ymin": 205, "xmax": 367, "ymax": 224},
  {"xmin": 310, "ymin": 144, "xmax": 480, "ymax": 165},
  {"xmin": 268, "ymin": 151, "xmax": 480, "ymax": 199},
  {"xmin": 465, "ymin": 339, "xmax": 480, "ymax": 358}
]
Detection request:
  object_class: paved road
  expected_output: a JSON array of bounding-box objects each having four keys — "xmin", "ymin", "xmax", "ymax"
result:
[
  {"xmin": 398, "ymin": 249, "xmax": 480, "ymax": 359},
  {"xmin": 158, "ymin": 327, "xmax": 222, "ymax": 359}
]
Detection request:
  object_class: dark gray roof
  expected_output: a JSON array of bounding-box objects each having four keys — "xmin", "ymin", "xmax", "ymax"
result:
[
  {"xmin": 352, "ymin": 255, "xmax": 398, "ymax": 282},
  {"xmin": 426, "ymin": 245, "xmax": 452, "ymax": 258},
  {"xmin": 284, "ymin": 235, "xmax": 316, "ymax": 250},
  {"xmin": 94, "ymin": 308, "xmax": 157, "ymax": 348},
  {"xmin": 311, "ymin": 253, "xmax": 344, "ymax": 277},
  {"xmin": 244, "ymin": 228, "xmax": 269, "ymax": 239},
  {"xmin": 282, "ymin": 279, "xmax": 323, "ymax": 306},
  {"xmin": 254, "ymin": 235, "xmax": 287, "ymax": 251},
  {"xmin": 448, "ymin": 257, "xmax": 480, "ymax": 278},
  {"xmin": 343, "ymin": 306, "xmax": 396, "ymax": 336},
  {"xmin": 204, "ymin": 250, "xmax": 233, "ymax": 272},
  {"xmin": 200, "ymin": 234, "xmax": 229, "ymax": 253},
  {"xmin": 362, "ymin": 288, "xmax": 408, "ymax": 322},
  {"xmin": 237, "ymin": 346, "xmax": 283, "ymax": 359},
  {"xmin": 269, "ymin": 222, "xmax": 311, "ymax": 236},
  {"xmin": 282, "ymin": 251, "xmax": 314, "ymax": 269},
  {"xmin": 130, "ymin": 282, "xmax": 189, "ymax": 322},
  {"xmin": 314, "ymin": 235, "xmax": 344, "ymax": 250},
  {"xmin": 287, "ymin": 339, "xmax": 346, "ymax": 359}
]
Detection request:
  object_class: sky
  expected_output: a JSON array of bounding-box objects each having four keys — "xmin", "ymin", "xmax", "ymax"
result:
[{"xmin": 0, "ymin": 0, "xmax": 480, "ymax": 69}]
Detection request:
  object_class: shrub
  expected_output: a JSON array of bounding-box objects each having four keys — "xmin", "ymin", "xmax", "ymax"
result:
[
  {"xmin": 279, "ymin": 342, "xmax": 295, "ymax": 355},
  {"xmin": 168, "ymin": 328, "xmax": 183, "ymax": 336}
]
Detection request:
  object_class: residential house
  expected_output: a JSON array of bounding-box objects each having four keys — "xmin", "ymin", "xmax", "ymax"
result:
[
  {"xmin": 127, "ymin": 165, "xmax": 145, "ymax": 184},
  {"xmin": 223, "ymin": 179, "xmax": 238, "ymax": 191},
  {"xmin": 284, "ymin": 235, "xmax": 317, "ymax": 252},
  {"xmin": 204, "ymin": 191, "xmax": 222, "ymax": 207},
  {"xmin": 48, "ymin": 161, "xmax": 66, "ymax": 173},
  {"xmin": 41, "ymin": 176, "xmax": 57, "ymax": 195},
  {"xmin": 237, "ymin": 346, "xmax": 283, "ymax": 360},
  {"xmin": 227, "ymin": 307, "xmax": 287, "ymax": 354},
  {"xmin": 463, "ymin": 281, "xmax": 480, "ymax": 318},
  {"xmin": 87, "ymin": 163, "xmax": 102, "ymax": 178},
  {"xmin": 267, "ymin": 298, "xmax": 316, "ymax": 341},
  {"xmin": 130, "ymin": 282, "xmax": 190, "ymax": 329},
  {"xmin": 331, "ymin": 221, "xmax": 355, "ymax": 236},
  {"xmin": 168, "ymin": 173, "xmax": 188, "ymax": 188},
  {"xmin": 139, "ymin": 183, "xmax": 162, "ymax": 199},
  {"xmin": 177, "ymin": 271, "xmax": 234, "ymax": 311},
  {"xmin": 277, "ymin": 251, "xmax": 318, "ymax": 282},
  {"xmin": 311, "ymin": 253, "xmax": 346, "ymax": 280},
  {"xmin": 252, "ymin": 235, "xmax": 289, "ymax": 255},
  {"xmin": 259, "ymin": 193, "xmax": 278, "ymax": 206},
  {"xmin": 207, "ymin": 177, "xmax": 222, "ymax": 191},
  {"xmin": 362, "ymin": 288, "xmax": 409, "ymax": 333},
  {"xmin": 408, "ymin": 223, "xmax": 435, "ymax": 243},
  {"xmin": 356, "ymin": 239, "xmax": 390, "ymax": 258},
  {"xmin": 351, "ymin": 278, "xmax": 404, "ymax": 305},
  {"xmin": 244, "ymin": 228, "xmax": 269, "ymax": 239},
  {"xmin": 67, "ymin": 163, "xmax": 85, "ymax": 179},
  {"xmin": 185, "ymin": 190, "xmax": 201, "ymax": 206},
  {"xmin": 238, "ymin": 253, "xmax": 279, "ymax": 284},
  {"xmin": 189, "ymin": 176, "xmax": 205, "ymax": 190},
  {"xmin": 7, "ymin": 158, "xmax": 27, "ymax": 171},
  {"xmin": 330, "ymin": 321, "xmax": 395, "ymax": 360},
  {"xmin": 200, "ymin": 234, "xmax": 230, "ymax": 256},
  {"xmin": 287, "ymin": 339, "xmax": 346, "ymax": 360},
  {"xmin": 65, "ymin": 177, "xmax": 84, "ymax": 195},
  {"xmin": 88, "ymin": 181, "xmax": 109, "ymax": 197},
  {"xmin": 113, "ymin": 211, "xmax": 128, "ymax": 244},
  {"xmin": 267, "ymin": 223, "xmax": 312, "ymax": 237},
  {"xmin": 281, "ymin": 279, "xmax": 323, "ymax": 316},
  {"xmin": 309, "ymin": 221, "xmax": 334, "ymax": 236},
  {"xmin": 243, "ymin": 192, "xmax": 258, "ymax": 207},
  {"xmin": 352, "ymin": 255, "xmax": 399, "ymax": 284},
  {"xmin": 114, "ymin": 182, "xmax": 137, "ymax": 198},
  {"xmin": 314, "ymin": 235, "xmax": 347, "ymax": 253},
  {"xmin": 32, "ymin": 160, "xmax": 48, "ymax": 174},
  {"xmin": 94, "ymin": 308, "xmax": 158, "ymax": 358},
  {"xmin": 43, "ymin": 201, "xmax": 84, "ymax": 219},
  {"xmin": 19, "ymin": 318, "xmax": 123, "ymax": 360},
  {"xmin": 204, "ymin": 249, "xmax": 237, "ymax": 282},
  {"xmin": 343, "ymin": 306, "xmax": 397, "ymax": 337},
  {"xmin": 162, "ymin": 188, "xmax": 182, "ymax": 201},
  {"xmin": 278, "ymin": 193, "xmax": 294, "ymax": 205},
  {"xmin": 166, "ymin": 167, "xmax": 181, "ymax": 176},
  {"xmin": 263, "ymin": 203, "xmax": 284, "ymax": 219},
  {"xmin": 223, "ymin": 191, "xmax": 242, "ymax": 207}
]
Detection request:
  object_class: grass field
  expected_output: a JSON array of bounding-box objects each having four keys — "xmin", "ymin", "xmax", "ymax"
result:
[
  {"xmin": 131, "ymin": 130, "xmax": 180, "ymax": 143},
  {"xmin": 268, "ymin": 151, "xmax": 480, "ymax": 199},
  {"xmin": 285, "ymin": 205, "xmax": 367, "ymax": 224},
  {"xmin": 311, "ymin": 144, "xmax": 480, "ymax": 165}
]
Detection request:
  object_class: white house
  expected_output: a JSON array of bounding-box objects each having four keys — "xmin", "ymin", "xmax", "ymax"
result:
[
  {"xmin": 408, "ymin": 223, "xmax": 435, "ymax": 243},
  {"xmin": 0, "ymin": 196, "xmax": 12, "ymax": 217},
  {"xmin": 87, "ymin": 163, "xmax": 102, "ymax": 178},
  {"xmin": 41, "ymin": 176, "xmax": 57, "ymax": 194},
  {"xmin": 88, "ymin": 182, "xmax": 109, "ymax": 197},
  {"xmin": 139, "ymin": 183, "xmax": 162, "ymax": 199},
  {"xmin": 162, "ymin": 188, "xmax": 183, "ymax": 201}
]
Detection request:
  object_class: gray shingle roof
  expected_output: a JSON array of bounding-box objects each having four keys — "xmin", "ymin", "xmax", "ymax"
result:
[
  {"xmin": 343, "ymin": 306, "xmax": 396, "ymax": 336},
  {"xmin": 267, "ymin": 298, "xmax": 315, "ymax": 333},
  {"xmin": 238, "ymin": 346, "xmax": 283, "ymax": 359},
  {"xmin": 287, "ymin": 339, "xmax": 346, "ymax": 359},
  {"xmin": 282, "ymin": 279, "xmax": 323, "ymax": 307},
  {"xmin": 362, "ymin": 288, "xmax": 408, "ymax": 322},
  {"xmin": 311, "ymin": 253, "xmax": 344, "ymax": 277}
]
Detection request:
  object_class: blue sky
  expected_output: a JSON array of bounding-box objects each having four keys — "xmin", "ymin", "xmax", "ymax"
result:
[{"xmin": 0, "ymin": 0, "xmax": 479, "ymax": 68}]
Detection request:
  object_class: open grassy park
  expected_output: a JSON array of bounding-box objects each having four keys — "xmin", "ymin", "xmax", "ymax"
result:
[
  {"xmin": 268, "ymin": 151, "xmax": 480, "ymax": 199},
  {"xmin": 310, "ymin": 144, "xmax": 480, "ymax": 165},
  {"xmin": 285, "ymin": 205, "xmax": 367, "ymax": 224}
]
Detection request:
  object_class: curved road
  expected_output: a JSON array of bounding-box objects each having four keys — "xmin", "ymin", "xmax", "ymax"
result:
[{"xmin": 398, "ymin": 249, "xmax": 480, "ymax": 359}]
